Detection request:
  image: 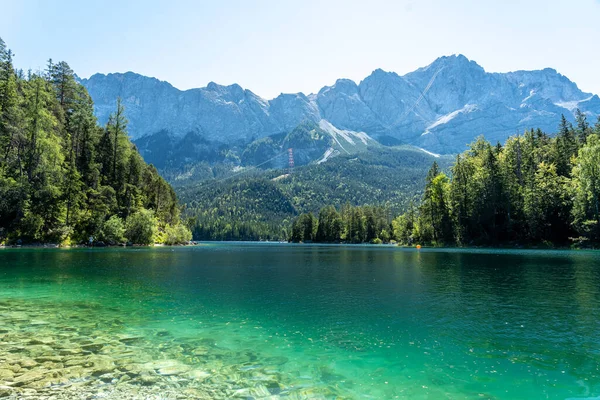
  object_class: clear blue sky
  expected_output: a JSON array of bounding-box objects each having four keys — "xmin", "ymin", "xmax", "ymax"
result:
[{"xmin": 3, "ymin": 0, "xmax": 600, "ymax": 99}]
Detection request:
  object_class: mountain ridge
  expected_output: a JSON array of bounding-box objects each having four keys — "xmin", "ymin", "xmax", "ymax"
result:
[{"xmin": 81, "ymin": 54, "xmax": 600, "ymax": 154}]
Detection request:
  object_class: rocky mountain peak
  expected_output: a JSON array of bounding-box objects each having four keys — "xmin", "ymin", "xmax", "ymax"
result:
[{"xmin": 82, "ymin": 56, "xmax": 599, "ymax": 155}]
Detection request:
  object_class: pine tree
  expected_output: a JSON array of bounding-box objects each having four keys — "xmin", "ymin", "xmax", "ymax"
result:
[
  {"xmin": 572, "ymin": 134, "xmax": 600, "ymax": 242},
  {"xmin": 422, "ymin": 161, "xmax": 441, "ymax": 242},
  {"xmin": 555, "ymin": 114, "xmax": 577, "ymax": 176},
  {"xmin": 575, "ymin": 108, "xmax": 591, "ymax": 145},
  {"xmin": 0, "ymin": 39, "xmax": 20, "ymax": 170}
]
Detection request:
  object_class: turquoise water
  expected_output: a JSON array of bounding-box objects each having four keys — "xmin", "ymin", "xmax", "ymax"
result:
[{"xmin": 1, "ymin": 244, "xmax": 600, "ymax": 399}]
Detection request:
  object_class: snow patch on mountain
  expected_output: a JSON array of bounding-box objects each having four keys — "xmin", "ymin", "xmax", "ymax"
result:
[
  {"xmin": 418, "ymin": 148, "xmax": 440, "ymax": 158},
  {"xmin": 318, "ymin": 119, "xmax": 373, "ymax": 146},
  {"xmin": 555, "ymin": 96, "xmax": 594, "ymax": 112},
  {"xmin": 317, "ymin": 147, "xmax": 336, "ymax": 164},
  {"xmin": 521, "ymin": 90, "xmax": 536, "ymax": 106},
  {"xmin": 422, "ymin": 104, "xmax": 478, "ymax": 135}
]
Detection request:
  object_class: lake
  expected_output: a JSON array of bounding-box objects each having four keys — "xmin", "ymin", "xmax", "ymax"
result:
[{"xmin": 1, "ymin": 244, "xmax": 599, "ymax": 399}]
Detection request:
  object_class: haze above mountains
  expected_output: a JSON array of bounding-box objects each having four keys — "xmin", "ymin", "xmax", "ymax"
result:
[{"xmin": 81, "ymin": 54, "xmax": 600, "ymax": 158}]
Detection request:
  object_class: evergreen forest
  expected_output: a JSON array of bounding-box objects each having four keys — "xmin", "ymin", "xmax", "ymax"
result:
[
  {"xmin": 0, "ymin": 38, "xmax": 191, "ymax": 246},
  {"xmin": 291, "ymin": 115, "xmax": 600, "ymax": 248}
]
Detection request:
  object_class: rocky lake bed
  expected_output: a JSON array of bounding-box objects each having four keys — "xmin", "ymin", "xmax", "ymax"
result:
[{"xmin": 0, "ymin": 298, "xmax": 344, "ymax": 399}]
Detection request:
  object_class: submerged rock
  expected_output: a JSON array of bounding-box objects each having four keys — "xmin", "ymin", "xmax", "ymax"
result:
[
  {"xmin": 0, "ymin": 369, "xmax": 14, "ymax": 380},
  {"xmin": 11, "ymin": 370, "xmax": 46, "ymax": 386},
  {"xmin": 0, "ymin": 385, "xmax": 15, "ymax": 397},
  {"xmin": 187, "ymin": 369, "xmax": 211, "ymax": 381}
]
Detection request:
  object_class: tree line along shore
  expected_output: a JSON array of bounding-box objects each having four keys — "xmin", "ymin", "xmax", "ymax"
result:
[{"xmin": 291, "ymin": 116, "xmax": 600, "ymax": 248}]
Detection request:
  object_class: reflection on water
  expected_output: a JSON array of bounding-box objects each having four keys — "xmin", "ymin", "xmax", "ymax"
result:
[{"xmin": 1, "ymin": 244, "xmax": 600, "ymax": 399}]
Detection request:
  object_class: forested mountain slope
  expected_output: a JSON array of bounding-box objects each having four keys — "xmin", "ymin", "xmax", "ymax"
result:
[{"xmin": 177, "ymin": 147, "xmax": 452, "ymax": 240}]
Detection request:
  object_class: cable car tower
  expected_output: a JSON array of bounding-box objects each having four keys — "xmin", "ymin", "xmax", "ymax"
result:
[{"xmin": 287, "ymin": 148, "xmax": 295, "ymax": 174}]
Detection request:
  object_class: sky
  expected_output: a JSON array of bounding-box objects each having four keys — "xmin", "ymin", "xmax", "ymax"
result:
[{"xmin": 3, "ymin": 0, "xmax": 600, "ymax": 99}]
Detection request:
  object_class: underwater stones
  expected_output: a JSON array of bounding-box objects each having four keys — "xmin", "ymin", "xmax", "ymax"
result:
[
  {"xmin": 40, "ymin": 361, "xmax": 63, "ymax": 371},
  {"xmin": 10, "ymin": 369, "xmax": 47, "ymax": 386},
  {"xmin": 119, "ymin": 363, "xmax": 143, "ymax": 377},
  {"xmin": 18, "ymin": 358, "xmax": 37, "ymax": 369},
  {"xmin": 183, "ymin": 387, "xmax": 212, "ymax": 398},
  {"xmin": 28, "ymin": 371, "xmax": 69, "ymax": 389},
  {"xmin": 117, "ymin": 334, "xmax": 145, "ymax": 344},
  {"xmin": 0, "ymin": 298, "xmax": 354, "ymax": 399},
  {"xmin": 26, "ymin": 345, "xmax": 53, "ymax": 357},
  {"xmin": 0, "ymin": 385, "xmax": 14, "ymax": 398},
  {"xmin": 81, "ymin": 342, "xmax": 106, "ymax": 353},
  {"xmin": 88, "ymin": 355, "xmax": 115, "ymax": 376},
  {"xmin": 34, "ymin": 356, "xmax": 62, "ymax": 363},
  {"xmin": 191, "ymin": 346, "xmax": 208, "ymax": 356},
  {"xmin": 63, "ymin": 365, "xmax": 85, "ymax": 379},
  {"xmin": 249, "ymin": 384, "xmax": 272, "ymax": 397},
  {"xmin": 198, "ymin": 338, "xmax": 217, "ymax": 347},
  {"xmin": 137, "ymin": 374, "xmax": 160, "ymax": 386},
  {"xmin": 29, "ymin": 320, "xmax": 50, "ymax": 326},
  {"xmin": 62, "ymin": 357, "xmax": 88, "ymax": 368},
  {"xmin": 230, "ymin": 387, "xmax": 252, "ymax": 398},
  {"xmin": 144, "ymin": 360, "xmax": 191, "ymax": 376},
  {"xmin": 187, "ymin": 369, "xmax": 211, "ymax": 381},
  {"xmin": 0, "ymin": 369, "xmax": 14, "ymax": 380},
  {"xmin": 57, "ymin": 348, "xmax": 81, "ymax": 356},
  {"xmin": 6, "ymin": 364, "xmax": 21, "ymax": 375},
  {"xmin": 264, "ymin": 380, "xmax": 283, "ymax": 395},
  {"xmin": 157, "ymin": 365, "xmax": 190, "ymax": 376},
  {"xmin": 99, "ymin": 372, "xmax": 117, "ymax": 383},
  {"xmin": 263, "ymin": 356, "xmax": 288, "ymax": 366},
  {"xmin": 28, "ymin": 337, "xmax": 54, "ymax": 346}
]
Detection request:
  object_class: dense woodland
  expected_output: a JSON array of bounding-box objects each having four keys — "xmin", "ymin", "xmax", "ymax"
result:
[
  {"xmin": 395, "ymin": 115, "xmax": 600, "ymax": 247},
  {"xmin": 291, "ymin": 204, "xmax": 391, "ymax": 244},
  {"xmin": 292, "ymin": 115, "xmax": 600, "ymax": 247},
  {"xmin": 178, "ymin": 147, "xmax": 448, "ymax": 240},
  {"xmin": 0, "ymin": 38, "xmax": 191, "ymax": 245}
]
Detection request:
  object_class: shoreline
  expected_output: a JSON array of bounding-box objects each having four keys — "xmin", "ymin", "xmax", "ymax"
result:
[{"xmin": 1, "ymin": 241, "xmax": 596, "ymax": 251}]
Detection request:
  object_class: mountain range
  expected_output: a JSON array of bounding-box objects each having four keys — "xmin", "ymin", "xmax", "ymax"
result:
[{"xmin": 81, "ymin": 54, "xmax": 600, "ymax": 161}]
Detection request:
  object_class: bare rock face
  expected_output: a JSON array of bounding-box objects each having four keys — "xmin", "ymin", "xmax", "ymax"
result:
[{"xmin": 81, "ymin": 55, "xmax": 600, "ymax": 156}]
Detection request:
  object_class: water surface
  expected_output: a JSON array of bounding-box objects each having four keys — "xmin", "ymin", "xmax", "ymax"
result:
[{"xmin": 1, "ymin": 244, "xmax": 599, "ymax": 399}]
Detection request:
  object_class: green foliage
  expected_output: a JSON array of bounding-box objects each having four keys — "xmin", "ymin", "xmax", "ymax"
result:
[
  {"xmin": 164, "ymin": 223, "xmax": 193, "ymax": 245},
  {"xmin": 179, "ymin": 146, "xmax": 450, "ymax": 241},
  {"xmin": 125, "ymin": 209, "xmax": 158, "ymax": 245},
  {"xmin": 315, "ymin": 205, "xmax": 342, "ymax": 242},
  {"xmin": 395, "ymin": 119, "xmax": 600, "ymax": 247},
  {"xmin": 0, "ymin": 38, "xmax": 184, "ymax": 245},
  {"xmin": 290, "ymin": 204, "xmax": 391, "ymax": 244},
  {"xmin": 392, "ymin": 202, "xmax": 417, "ymax": 245},
  {"xmin": 99, "ymin": 215, "xmax": 125, "ymax": 245},
  {"xmin": 572, "ymin": 134, "xmax": 600, "ymax": 242}
]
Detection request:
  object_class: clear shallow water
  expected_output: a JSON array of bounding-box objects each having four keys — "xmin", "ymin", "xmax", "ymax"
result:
[{"xmin": 1, "ymin": 244, "xmax": 600, "ymax": 399}]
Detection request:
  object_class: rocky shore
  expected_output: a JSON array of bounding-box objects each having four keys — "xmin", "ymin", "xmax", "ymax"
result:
[{"xmin": 0, "ymin": 299, "xmax": 343, "ymax": 399}]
